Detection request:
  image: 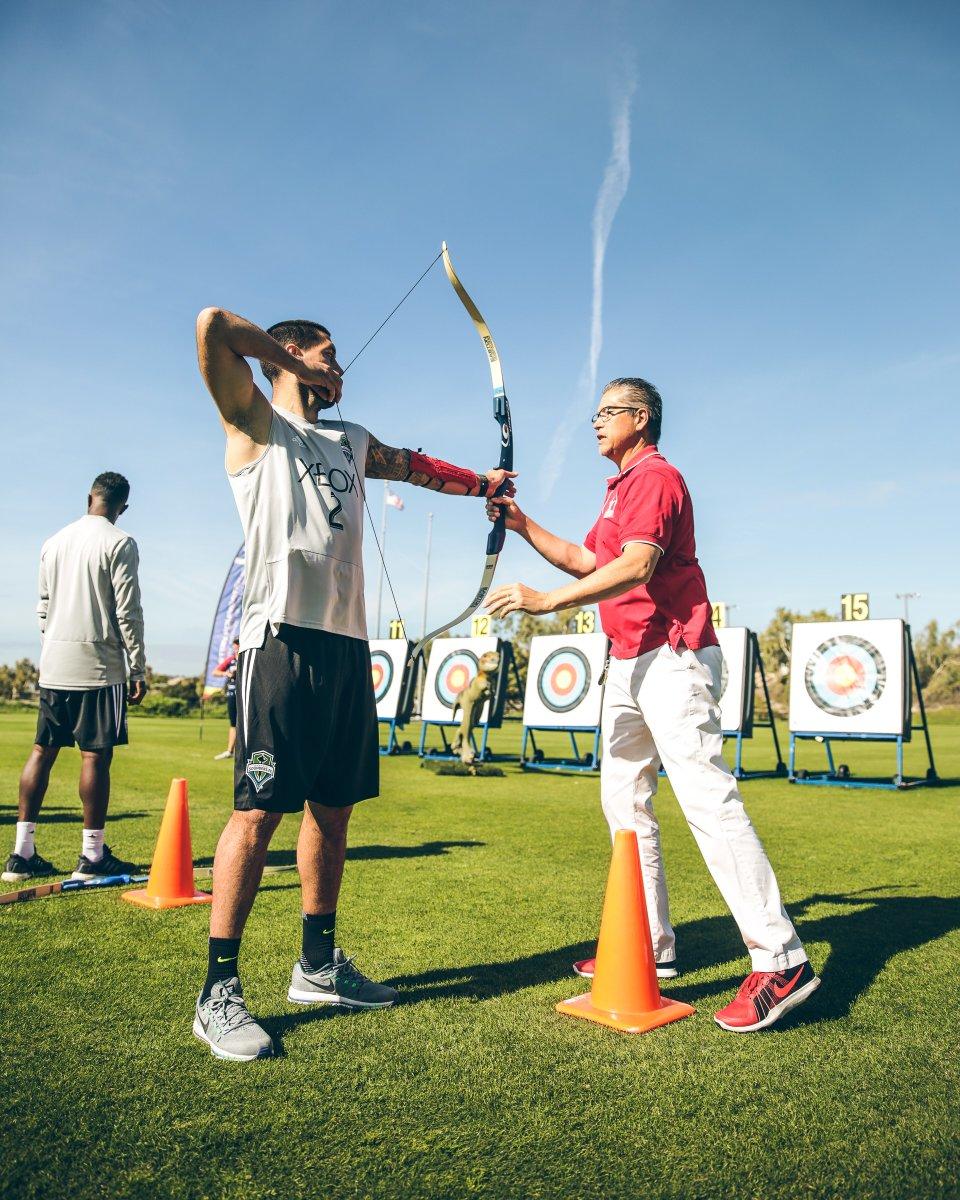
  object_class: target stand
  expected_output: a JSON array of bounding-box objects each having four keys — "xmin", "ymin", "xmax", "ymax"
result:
[
  {"xmin": 720, "ymin": 629, "xmax": 787, "ymax": 780},
  {"xmin": 417, "ymin": 637, "xmax": 519, "ymax": 762},
  {"xmin": 787, "ymin": 621, "xmax": 938, "ymax": 790},
  {"xmin": 369, "ymin": 640, "xmax": 418, "ymax": 756},
  {"xmin": 520, "ymin": 633, "xmax": 608, "ymax": 774}
]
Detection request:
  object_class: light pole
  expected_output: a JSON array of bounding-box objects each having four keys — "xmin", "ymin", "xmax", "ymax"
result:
[
  {"xmin": 421, "ymin": 513, "xmax": 433, "ymax": 639},
  {"xmin": 896, "ymin": 592, "xmax": 920, "ymax": 623}
]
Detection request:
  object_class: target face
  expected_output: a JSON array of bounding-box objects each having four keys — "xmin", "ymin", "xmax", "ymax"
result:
[
  {"xmin": 804, "ymin": 635, "xmax": 886, "ymax": 717},
  {"xmin": 370, "ymin": 651, "xmax": 394, "ymax": 704},
  {"xmin": 790, "ymin": 620, "xmax": 907, "ymax": 736},
  {"xmin": 367, "ymin": 639, "xmax": 412, "ymax": 720},
  {"xmin": 434, "ymin": 650, "xmax": 479, "ymax": 709},
  {"xmin": 537, "ymin": 648, "xmax": 591, "ymax": 713},
  {"xmin": 522, "ymin": 633, "xmax": 609, "ymax": 728},
  {"xmin": 716, "ymin": 627, "xmax": 752, "ymax": 734}
]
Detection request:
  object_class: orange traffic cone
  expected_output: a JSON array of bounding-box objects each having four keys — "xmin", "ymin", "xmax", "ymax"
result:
[
  {"xmin": 123, "ymin": 778, "xmax": 212, "ymax": 910},
  {"xmin": 557, "ymin": 829, "xmax": 695, "ymax": 1033}
]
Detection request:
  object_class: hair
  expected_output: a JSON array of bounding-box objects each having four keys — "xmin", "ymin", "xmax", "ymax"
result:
[
  {"xmin": 90, "ymin": 471, "xmax": 130, "ymax": 509},
  {"xmin": 601, "ymin": 377, "xmax": 663, "ymax": 443},
  {"xmin": 260, "ymin": 319, "xmax": 331, "ymax": 383}
]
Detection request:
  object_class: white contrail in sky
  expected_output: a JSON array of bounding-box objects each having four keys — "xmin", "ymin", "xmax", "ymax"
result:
[{"xmin": 539, "ymin": 73, "xmax": 637, "ymax": 500}]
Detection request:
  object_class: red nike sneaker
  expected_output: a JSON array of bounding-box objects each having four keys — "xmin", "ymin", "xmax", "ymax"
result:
[
  {"xmin": 714, "ymin": 961, "xmax": 820, "ymax": 1032},
  {"xmin": 573, "ymin": 956, "xmax": 679, "ymax": 980}
]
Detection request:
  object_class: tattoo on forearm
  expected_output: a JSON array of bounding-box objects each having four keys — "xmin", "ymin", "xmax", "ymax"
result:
[
  {"xmin": 364, "ymin": 442, "xmax": 447, "ymax": 490},
  {"xmin": 365, "ymin": 440, "xmax": 412, "ymax": 481}
]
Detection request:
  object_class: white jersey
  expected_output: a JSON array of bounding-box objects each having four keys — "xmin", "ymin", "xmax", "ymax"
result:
[
  {"xmin": 228, "ymin": 407, "xmax": 370, "ymax": 651},
  {"xmin": 36, "ymin": 515, "xmax": 146, "ymax": 690}
]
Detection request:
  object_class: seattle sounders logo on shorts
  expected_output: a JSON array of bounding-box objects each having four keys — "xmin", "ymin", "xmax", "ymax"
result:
[{"xmin": 245, "ymin": 750, "xmax": 276, "ymax": 793}]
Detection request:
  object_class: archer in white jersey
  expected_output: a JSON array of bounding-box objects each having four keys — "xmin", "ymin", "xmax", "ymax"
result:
[{"xmin": 191, "ymin": 307, "xmax": 515, "ymax": 1060}]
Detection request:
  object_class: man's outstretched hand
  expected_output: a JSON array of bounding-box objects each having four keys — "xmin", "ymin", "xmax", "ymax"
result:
[{"xmin": 485, "ymin": 581, "xmax": 554, "ymax": 618}]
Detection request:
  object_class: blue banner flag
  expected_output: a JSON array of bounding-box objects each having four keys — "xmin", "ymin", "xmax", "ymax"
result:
[{"xmin": 203, "ymin": 545, "xmax": 245, "ymax": 696}]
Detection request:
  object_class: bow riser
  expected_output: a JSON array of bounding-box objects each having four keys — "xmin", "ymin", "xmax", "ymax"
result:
[{"xmin": 408, "ymin": 243, "xmax": 514, "ymax": 663}]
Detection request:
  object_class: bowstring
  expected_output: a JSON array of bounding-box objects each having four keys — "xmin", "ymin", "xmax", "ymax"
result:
[{"xmin": 332, "ymin": 248, "xmax": 445, "ymax": 639}]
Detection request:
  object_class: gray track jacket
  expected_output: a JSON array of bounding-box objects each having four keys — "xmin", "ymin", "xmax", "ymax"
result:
[{"xmin": 37, "ymin": 515, "xmax": 146, "ymax": 690}]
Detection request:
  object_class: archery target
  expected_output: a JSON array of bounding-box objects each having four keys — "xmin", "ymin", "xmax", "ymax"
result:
[
  {"xmin": 804, "ymin": 637, "xmax": 884, "ymax": 717},
  {"xmin": 368, "ymin": 640, "xmax": 410, "ymax": 720},
  {"xmin": 523, "ymin": 634, "xmax": 609, "ymax": 728},
  {"xmin": 538, "ymin": 648, "xmax": 591, "ymax": 713},
  {"xmin": 420, "ymin": 637, "xmax": 500, "ymax": 724},
  {"xmin": 434, "ymin": 650, "xmax": 479, "ymax": 707},
  {"xmin": 716, "ymin": 627, "xmax": 753, "ymax": 734},
  {"xmin": 789, "ymin": 619, "xmax": 907, "ymax": 736}
]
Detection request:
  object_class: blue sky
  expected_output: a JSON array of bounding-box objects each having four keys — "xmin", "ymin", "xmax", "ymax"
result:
[{"xmin": 1, "ymin": 0, "xmax": 958, "ymax": 672}]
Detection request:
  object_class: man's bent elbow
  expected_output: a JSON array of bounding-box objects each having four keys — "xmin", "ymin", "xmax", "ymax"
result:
[{"xmin": 196, "ymin": 306, "xmax": 227, "ymax": 342}]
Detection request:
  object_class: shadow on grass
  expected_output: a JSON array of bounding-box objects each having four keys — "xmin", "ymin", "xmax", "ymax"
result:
[
  {"xmin": 0, "ymin": 809, "xmax": 147, "ymax": 825},
  {"xmin": 257, "ymin": 890, "xmax": 960, "ymax": 1049},
  {"xmin": 191, "ymin": 840, "xmax": 484, "ymax": 870},
  {"xmin": 358, "ymin": 891, "xmax": 960, "ymax": 1026}
]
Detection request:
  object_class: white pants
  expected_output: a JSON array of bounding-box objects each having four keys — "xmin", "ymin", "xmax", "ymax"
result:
[{"xmin": 600, "ymin": 642, "xmax": 806, "ymax": 972}]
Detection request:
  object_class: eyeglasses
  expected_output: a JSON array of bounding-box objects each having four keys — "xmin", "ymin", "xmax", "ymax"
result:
[{"xmin": 590, "ymin": 406, "xmax": 643, "ymax": 426}]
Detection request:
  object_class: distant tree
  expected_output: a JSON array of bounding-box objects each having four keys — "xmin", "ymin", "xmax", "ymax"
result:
[
  {"xmin": 0, "ymin": 664, "xmax": 15, "ymax": 700},
  {"xmin": 913, "ymin": 620, "xmax": 960, "ymax": 705},
  {"xmin": 912, "ymin": 620, "xmax": 959, "ymax": 687},
  {"xmin": 12, "ymin": 659, "xmax": 39, "ymax": 698},
  {"xmin": 154, "ymin": 675, "xmax": 202, "ymax": 708},
  {"xmin": 756, "ymin": 608, "xmax": 834, "ymax": 715}
]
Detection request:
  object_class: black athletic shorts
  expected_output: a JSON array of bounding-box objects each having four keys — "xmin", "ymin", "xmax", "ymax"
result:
[
  {"xmin": 35, "ymin": 685, "xmax": 128, "ymax": 751},
  {"xmin": 234, "ymin": 624, "xmax": 379, "ymax": 813},
  {"xmin": 226, "ymin": 691, "xmax": 237, "ymax": 728}
]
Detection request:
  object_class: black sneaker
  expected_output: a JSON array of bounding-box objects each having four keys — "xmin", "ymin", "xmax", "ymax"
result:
[
  {"xmin": 2, "ymin": 851, "xmax": 58, "ymax": 883},
  {"xmin": 71, "ymin": 844, "xmax": 138, "ymax": 881}
]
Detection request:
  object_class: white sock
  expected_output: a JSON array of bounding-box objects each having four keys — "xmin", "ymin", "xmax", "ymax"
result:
[
  {"xmin": 82, "ymin": 828, "xmax": 105, "ymax": 863},
  {"xmin": 14, "ymin": 821, "xmax": 36, "ymax": 860}
]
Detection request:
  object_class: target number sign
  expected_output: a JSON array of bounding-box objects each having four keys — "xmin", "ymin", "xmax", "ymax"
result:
[
  {"xmin": 388, "ymin": 619, "xmax": 406, "ymax": 639},
  {"xmin": 840, "ymin": 593, "xmax": 870, "ymax": 622},
  {"xmin": 570, "ymin": 610, "xmax": 596, "ymax": 634},
  {"xmin": 711, "ymin": 603, "xmax": 727, "ymax": 629},
  {"xmin": 471, "ymin": 615, "xmax": 491, "ymax": 637}
]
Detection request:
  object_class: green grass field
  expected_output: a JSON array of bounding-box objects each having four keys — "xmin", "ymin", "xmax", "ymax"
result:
[{"xmin": 1, "ymin": 710, "xmax": 958, "ymax": 1200}]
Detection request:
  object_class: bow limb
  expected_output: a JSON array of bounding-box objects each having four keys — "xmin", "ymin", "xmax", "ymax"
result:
[{"xmin": 409, "ymin": 242, "xmax": 514, "ymax": 663}]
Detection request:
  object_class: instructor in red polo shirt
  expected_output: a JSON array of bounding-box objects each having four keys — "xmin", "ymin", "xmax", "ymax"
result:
[{"xmin": 485, "ymin": 377, "xmax": 820, "ymax": 1031}]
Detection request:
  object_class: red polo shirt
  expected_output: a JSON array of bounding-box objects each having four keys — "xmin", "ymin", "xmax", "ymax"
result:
[{"xmin": 584, "ymin": 446, "xmax": 717, "ymax": 659}]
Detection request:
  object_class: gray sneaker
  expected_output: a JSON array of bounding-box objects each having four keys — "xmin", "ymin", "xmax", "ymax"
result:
[
  {"xmin": 287, "ymin": 948, "xmax": 398, "ymax": 1009},
  {"xmin": 193, "ymin": 978, "xmax": 274, "ymax": 1061}
]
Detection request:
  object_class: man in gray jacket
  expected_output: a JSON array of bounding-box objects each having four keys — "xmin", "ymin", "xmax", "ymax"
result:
[{"xmin": 2, "ymin": 472, "xmax": 148, "ymax": 883}]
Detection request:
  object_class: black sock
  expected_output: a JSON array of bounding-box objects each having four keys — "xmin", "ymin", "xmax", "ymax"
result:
[
  {"xmin": 301, "ymin": 911, "xmax": 336, "ymax": 971},
  {"xmin": 202, "ymin": 936, "xmax": 242, "ymax": 1001}
]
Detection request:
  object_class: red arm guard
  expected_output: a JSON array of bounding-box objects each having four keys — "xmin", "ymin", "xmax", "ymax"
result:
[{"xmin": 408, "ymin": 450, "xmax": 482, "ymax": 493}]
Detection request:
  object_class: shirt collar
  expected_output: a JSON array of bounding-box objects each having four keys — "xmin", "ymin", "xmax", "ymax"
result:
[{"xmin": 606, "ymin": 444, "xmax": 661, "ymax": 485}]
